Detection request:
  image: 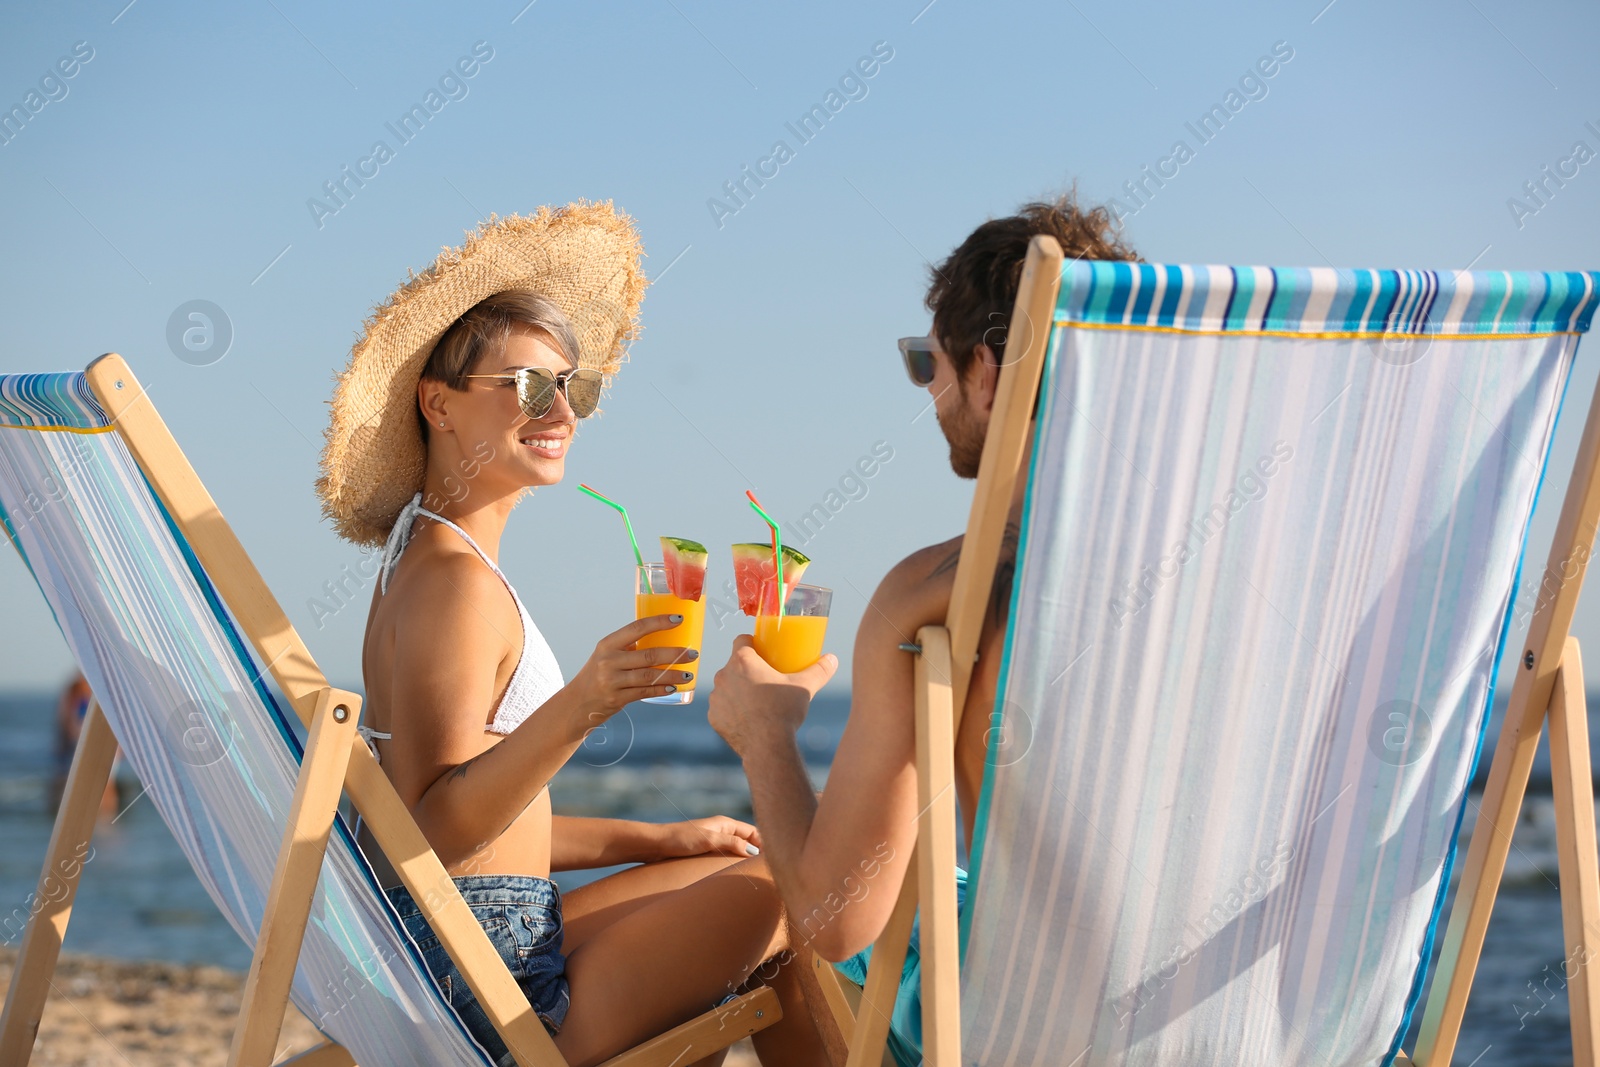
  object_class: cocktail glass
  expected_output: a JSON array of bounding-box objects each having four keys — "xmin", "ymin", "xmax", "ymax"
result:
[
  {"xmin": 752, "ymin": 583, "xmax": 832, "ymax": 673},
  {"xmin": 635, "ymin": 562, "xmax": 706, "ymax": 705}
]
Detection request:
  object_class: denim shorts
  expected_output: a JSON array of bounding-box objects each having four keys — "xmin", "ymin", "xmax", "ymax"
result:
[{"xmin": 385, "ymin": 874, "xmax": 571, "ymax": 1067}]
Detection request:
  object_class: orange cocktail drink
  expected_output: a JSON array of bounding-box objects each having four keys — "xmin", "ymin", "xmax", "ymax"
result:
[
  {"xmin": 635, "ymin": 562, "xmax": 706, "ymax": 704},
  {"xmin": 752, "ymin": 583, "xmax": 832, "ymax": 673}
]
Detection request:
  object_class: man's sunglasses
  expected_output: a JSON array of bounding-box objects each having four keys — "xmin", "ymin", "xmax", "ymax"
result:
[
  {"xmin": 461, "ymin": 367, "xmax": 605, "ymax": 420},
  {"xmin": 897, "ymin": 336, "xmax": 939, "ymax": 387}
]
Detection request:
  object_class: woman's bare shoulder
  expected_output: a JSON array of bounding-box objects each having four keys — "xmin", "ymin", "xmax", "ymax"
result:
[
  {"xmin": 382, "ymin": 537, "xmax": 519, "ymax": 651},
  {"xmin": 369, "ymin": 540, "xmax": 517, "ymax": 752}
]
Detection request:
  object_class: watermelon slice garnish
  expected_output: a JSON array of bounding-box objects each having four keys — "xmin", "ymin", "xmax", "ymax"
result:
[
  {"xmin": 659, "ymin": 537, "xmax": 708, "ymax": 601},
  {"xmin": 731, "ymin": 542, "xmax": 811, "ymax": 616}
]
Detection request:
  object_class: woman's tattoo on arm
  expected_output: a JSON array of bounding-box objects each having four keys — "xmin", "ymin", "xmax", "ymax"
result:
[{"xmin": 448, "ymin": 749, "xmax": 488, "ymax": 782}]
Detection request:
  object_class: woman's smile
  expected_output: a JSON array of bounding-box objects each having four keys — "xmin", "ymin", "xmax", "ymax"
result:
[{"xmin": 517, "ymin": 427, "xmax": 569, "ymax": 460}]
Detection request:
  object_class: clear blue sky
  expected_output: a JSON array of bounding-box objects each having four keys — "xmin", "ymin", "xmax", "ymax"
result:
[{"xmin": 2, "ymin": 0, "xmax": 1597, "ymax": 696}]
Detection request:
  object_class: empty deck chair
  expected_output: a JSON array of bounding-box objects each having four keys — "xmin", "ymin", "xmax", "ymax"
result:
[{"xmin": 0, "ymin": 355, "xmax": 780, "ymax": 1067}]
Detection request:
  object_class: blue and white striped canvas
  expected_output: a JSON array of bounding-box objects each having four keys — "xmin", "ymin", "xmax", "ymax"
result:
[
  {"xmin": 0, "ymin": 371, "xmax": 495, "ymax": 1066},
  {"xmin": 960, "ymin": 265, "xmax": 1599, "ymax": 1065}
]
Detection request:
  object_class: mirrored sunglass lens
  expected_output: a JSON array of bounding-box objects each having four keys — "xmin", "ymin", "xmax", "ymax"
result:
[
  {"xmin": 517, "ymin": 370, "xmax": 558, "ymax": 416},
  {"xmin": 565, "ymin": 371, "xmax": 603, "ymax": 417}
]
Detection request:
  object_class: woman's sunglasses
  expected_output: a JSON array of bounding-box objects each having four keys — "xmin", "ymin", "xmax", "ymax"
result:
[
  {"xmin": 461, "ymin": 367, "xmax": 605, "ymax": 420},
  {"xmin": 897, "ymin": 336, "xmax": 939, "ymax": 387}
]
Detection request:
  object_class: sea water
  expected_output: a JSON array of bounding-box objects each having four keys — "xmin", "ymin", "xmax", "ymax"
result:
[
  {"xmin": 0, "ymin": 690, "xmax": 845, "ymax": 969},
  {"xmin": 0, "ymin": 691, "xmax": 1585, "ymax": 1064}
]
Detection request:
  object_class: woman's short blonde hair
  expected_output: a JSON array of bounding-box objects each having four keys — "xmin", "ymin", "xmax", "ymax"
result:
[{"xmin": 418, "ymin": 290, "xmax": 581, "ymax": 440}]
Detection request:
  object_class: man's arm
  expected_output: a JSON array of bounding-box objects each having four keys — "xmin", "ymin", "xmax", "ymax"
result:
[{"xmin": 711, "ymin": 543, "xmax": 953, "ymax": 961}]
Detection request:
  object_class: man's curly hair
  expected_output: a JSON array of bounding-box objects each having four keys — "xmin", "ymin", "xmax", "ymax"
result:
[{"xmin": 926, "ymin": 188, "xmax": 1142, "ymax": 382}]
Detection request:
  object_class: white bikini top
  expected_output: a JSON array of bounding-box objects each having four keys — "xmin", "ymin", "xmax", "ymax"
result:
[{"xmin": 357, "ymin": 492, "xmax": 565, "ymax": 759}]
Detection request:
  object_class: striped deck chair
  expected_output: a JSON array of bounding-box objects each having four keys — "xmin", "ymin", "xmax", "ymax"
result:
[
  {"xmin": 822, "ymin": 242, "xmax": 1600, "ymax": 1066},
  {"xmin": 0, "ymin": 354, "xmax": 781, "ymax": 1067}
]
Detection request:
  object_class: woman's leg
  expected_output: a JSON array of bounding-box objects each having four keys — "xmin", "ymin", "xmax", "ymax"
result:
[
  {"xmin": 559, "ymin": 855, "xmax": 739, "ymax": 947},
  {"xmin": 742, "ymin": 947, "xmax": 834, "ymax": 1067},
  {"xmin": 553, "ymin": 857, "xmax": 825, "ymax": 1067}
]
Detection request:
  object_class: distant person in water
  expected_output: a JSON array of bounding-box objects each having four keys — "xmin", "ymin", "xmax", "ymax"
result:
[{"xmin": 52, "ymin": 671, "xmax": 120, "ymax": 816}]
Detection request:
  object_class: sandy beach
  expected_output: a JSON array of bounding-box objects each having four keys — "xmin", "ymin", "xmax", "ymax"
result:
[{"xmin": 0, "ymin": 947, "xmax": 759, "ymax": 1066}]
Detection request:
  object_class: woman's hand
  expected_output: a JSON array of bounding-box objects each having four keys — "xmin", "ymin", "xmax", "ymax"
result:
[
  {"xmin": 565, "ymin": 615, "xmax": 696, "ymax": 722},
  {"xmin": 708, "ymin": 634, "xmax": 837, "ymax": 760},
  {"xmin": 654, "ymin": 815, "xmax": 764, "ymax": 859}
]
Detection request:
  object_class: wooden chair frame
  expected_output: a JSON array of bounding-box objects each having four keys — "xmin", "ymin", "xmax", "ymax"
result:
[
  {"xmin": 0, "ymin": 354, "xmax": 780, "ymax": 1067},
  {"xmin": 819, "ymin": 237, "xmax": 1600, "ymax": 1067}
]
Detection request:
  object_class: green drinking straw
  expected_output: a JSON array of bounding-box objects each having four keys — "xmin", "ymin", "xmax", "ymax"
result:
[
  {"xmin": 745, "ymin": 491, "xmax": 784, "ymax": 619},
  {"xmin": 578, "ymin": 483, "xmax": 644, "ymax": 568}
]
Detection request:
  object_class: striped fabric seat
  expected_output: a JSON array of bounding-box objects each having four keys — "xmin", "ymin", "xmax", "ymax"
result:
[
  {"xmin": 960, "ymin": 265, "xmax": 1600, "ymax": 1065},
  {"xmin": 0, "ymin": 373, "xmax": 495, "ymax": 1066}
]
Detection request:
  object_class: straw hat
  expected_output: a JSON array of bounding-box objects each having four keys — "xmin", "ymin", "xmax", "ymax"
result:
[{"xmin": 316, "ymin": 201, "xmax": 646, "ymax": 546}]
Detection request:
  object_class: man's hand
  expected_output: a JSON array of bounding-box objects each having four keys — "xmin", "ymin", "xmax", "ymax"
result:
[
  {"xmin": 708, "ymin": 635, "xmax": 837, "ymax": 758},
  {"xmin": 654, "ymin": 815, "xmax": 764, "ymax": 859}
]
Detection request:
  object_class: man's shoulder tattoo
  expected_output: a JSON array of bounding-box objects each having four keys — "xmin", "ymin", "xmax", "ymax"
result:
[{"xmin": 990, "ymin": 521, "xmax": 1022, "ymax": 621}]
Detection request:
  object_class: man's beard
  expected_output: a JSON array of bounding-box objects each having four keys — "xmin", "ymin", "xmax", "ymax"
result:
[{"xmin": 936, "ymin": 391, "xmax": 986, "ymax": 479}]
